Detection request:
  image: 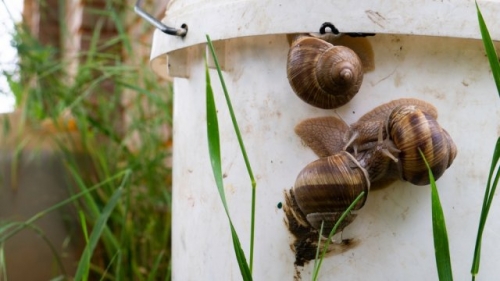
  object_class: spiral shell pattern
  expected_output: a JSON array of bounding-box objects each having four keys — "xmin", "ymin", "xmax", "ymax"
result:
[
  {"xmin": 287, "ymin": 36, "xmax": 364, "ymax": 109},
  {"xmin": 388, "ymin": 105, "xmax": 457, "ymax": 185},
  {"xmin": 293, "ymin": 152, "xmax": 369, "ymax": 231}
]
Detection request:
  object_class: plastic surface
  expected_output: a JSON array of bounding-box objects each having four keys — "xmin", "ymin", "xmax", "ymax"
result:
[
  {"xmin": 149, "ymin": 1, "xmax": 500, "ymax": 280},
  {"xmin": 150, "ymin": 0, "xmax": 500, "ymax": 77},
  {"xmin": 168, "ymin": 34, "xmax": 500, "ymax": 280}
]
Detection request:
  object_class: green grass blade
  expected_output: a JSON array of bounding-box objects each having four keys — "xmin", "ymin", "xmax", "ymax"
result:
[
  {"xmin": 312, "ymin": 220, "xmax": 325, "ymax": 276},
  {"xmin": 79, "ymin": 211, "xmax": 90, "ymax": 245},
  {"xmin": 147, "ymin": 251, "xmax": 165, "ymax": 281},
  {"xmin": 471, "ymin": 138, "xmax": 500, "ymax": 279},
  {"xmin": 74, "ymin": 186, "xmax": 125, "ymax": 280},
  {"xmin": 98, "ymin": 251, "xmax": 121, "ymax": 281},
  {"xmin": 206, "ymin": 35, "xmax": 257, "ymax": 272},
  {"xmin": 205, "ymin": 35, "xmax": 257, "ymax": 186},
  {"xmin": 471, "ymin": 3, "xmax": 500, "ymax": 279},
  {"xmin": 0, "ymin": 222, "xmax": 23, "ymax": 236},
  {"xmin": 205, "ymin": 59, "xmax": 253, "ymax": 281},
  {"xmin": 66, "ymin": 164, "xmax": 121, "ymax": 252},
  {"xmin": 165, "ymin": 258, "xmax": 172, "ymax": 281},
  {"xmin": 476, "ymin": 2, "xmax": 500, "ymax": 97},
  {"xmin": 0, "ymin": 170, "xmax": 130, "ymax": 243},
  {"xmin": 311, "ymin": 191, "xmax": 365, "ymax": 281},
  {"xmin": 0, "ymin": 243, "xmax": 6, "ymax": 281},
  {"xmin": 419, "ymin": 149, "xmax": 453, "ymax": 281},
  {"xmin": 27, "ymin": 223, "xmax": 69, "ymax": 277},
  {"xmin": 206, "ymin": 62, "xmax": 228, "ymax": 210},
  {"xmin": 74, "ymin": 170, "xmax": 130, "ymax": 281},
  {"xmin": 79, "ymin": 211, "xmax": 90, "ymax": 281}
]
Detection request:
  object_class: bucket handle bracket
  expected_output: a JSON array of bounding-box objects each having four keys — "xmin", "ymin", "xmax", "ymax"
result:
[
  {"xmin": 320, "ymin": 22, "xmax": 375, "ymax": 37},
  {"xmin": 134, "ymin": 0, "xmax": 188, "ymax": 37}
]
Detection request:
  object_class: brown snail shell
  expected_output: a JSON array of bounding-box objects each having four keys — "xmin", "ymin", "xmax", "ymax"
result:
[
  {"xmin": 287, "ymin": 36, "xmax": 364, "ymax": 109},
  {"xmin": 284, "ymin": 98, "xmax": 457, "ymax": 265},
  {"xmin": 294, "ymin": 114, "xmax": 400, "ymax": 185},
  {"xmin": 293, "ymin": 98, "xmax": 456, "ymax": 186},
  {"xmin": 387, "ymin": 104, "xmax": 457, "ymax": 185},
  {"xmin": 291, "ymin": 151, "xmax": 370, "ymax": 234},
  {"xmin": 344, "ymin": 98, "xmax": 438, "ymax": 153},
  {"xmin": 311, "ymin": 33, "xmax": 376, "ymax": 73}
]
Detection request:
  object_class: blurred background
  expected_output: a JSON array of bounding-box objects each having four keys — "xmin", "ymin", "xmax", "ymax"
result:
[
  {"xmin": 0, "ymin": 1, "xmax": 21, "ymax": 113},
  {"xmin": 0, "ymin": 0, "xmax": 174, "ymax": 280}
]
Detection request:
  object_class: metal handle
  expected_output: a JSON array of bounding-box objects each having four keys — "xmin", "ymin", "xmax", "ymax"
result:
[
  {"xmin": 134, "ymin": 0, "xmax": 188, "ymax": 37},
  {"xmin": 320, "ymin": 22, "xmax": 375, "ymax": 38}
]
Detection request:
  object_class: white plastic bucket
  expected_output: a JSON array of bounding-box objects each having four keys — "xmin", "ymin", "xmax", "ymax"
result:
[{"xmin": 150, "ymin": 1, "xmax": 500, "ymax": 280}]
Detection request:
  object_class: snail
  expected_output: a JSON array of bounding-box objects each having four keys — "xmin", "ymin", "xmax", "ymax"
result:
[
  {"xmin": 294, "ymin": 98, "xmax": 456, "ymax": 185},
  {"xmin": 343, "ymin": 98, "xmax": 438, "ymax": 155},
  {"xmin": 342, "ymin": 98, "xmax": 456, "ymax": 185},
  {"xmin": 283, "ymin": 150, "xmax": 372, "ymax": 266},
  {"xmin": 293, "ymin": 107, "xmax": 403, "ymax": 184},
  {"xmin": 284, "ymin": 98, "xmax": 457, "ymax": 265},
  {"xmin": 284, "ymin": 120, "xmax": 397, "ymax": 266},
  {"xmin": 287, "ymin": 151, "xmax": 370, "ymax": 235},
  {"xmin": 287, "ymin": 36, "xmax": 364, "ymax": 109},
  {"xmin": 387, "ymin": 104, "xmax": 457, "ymax": 185},
  {"xmin": 284, "ymin": 117, "xmax": 399, "ymax": 265},
  {"xmin": 286, "ymin": 142, "xmax": 402, "ymax": 232}
]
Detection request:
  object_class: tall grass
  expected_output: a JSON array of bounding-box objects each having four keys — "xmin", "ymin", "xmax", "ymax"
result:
[
  {"xmin": 0, "ymin": 1, "xmax": 173, "ymax": 280},
  {"xmin": 471, "ymin": 3, "xmax": 500, "ymax": 280},
  {"xmin": 417, "ymin": 4, "xmax": 500, "ymax": 280},
  {"xmin": 419, "ymin": 150, "xmax": 453, "ymax": 281},
  {"xmin": 205, "ymin": 35, "xmax": 255, "ymax": 281}
]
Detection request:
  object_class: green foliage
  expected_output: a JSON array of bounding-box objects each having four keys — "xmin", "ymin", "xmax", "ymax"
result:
[
  {"xmin": 419, "ymin": 149, "xmax": 453, "ymax": 281},
  {"xmin": 1, "ymin": 1, "xmax": 173, "ymax": 280},
  {"xmin": 74, "ymin": 172, "xmax": 129, "ymax": 281},
  {"xmin": 475, "ymin": 3, "xmax": 500, "ymax": 97},
  {"xmin": 205, "ymin": 35, "xmax": 255, "ymax": 280},
  {"xmin": 311, "ymin": 192, "xmax": 366, "ymax": 281},
  {"xmin": 471, "ymin": 138, "xmax": 500, "ymax": 279},
  {"xmin": 0, "ymin": 243, "xmax": 5, "ymax": 280},
  {"xmin": 471, "ymin": 3, "xmax": 500, "ymax": 279},
  {"xmin": 423, "ymin": 4, "xmax": 500, "ymax": 280}
]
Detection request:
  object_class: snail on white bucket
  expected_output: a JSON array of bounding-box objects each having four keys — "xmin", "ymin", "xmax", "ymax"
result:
[
  {"xmin": 284, "ymin": 98, "xmax": 457, "ymax": 265},
  {"xmin": 286, "ymin": 28, "xmax": 375, "ymax": 109}
]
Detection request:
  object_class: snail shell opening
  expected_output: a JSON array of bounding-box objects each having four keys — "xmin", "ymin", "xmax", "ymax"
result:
[{"xmin": 306, "ymin": 212, "xmax": 357, "ymax": 235}]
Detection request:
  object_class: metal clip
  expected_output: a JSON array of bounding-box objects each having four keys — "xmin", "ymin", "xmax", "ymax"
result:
[
  {"xmin": 134, "ymin": 0, "xmax": 188, "ymax": 37},
  {"xmin": 320, "ymin": 22, "xmax": 375, "ymax": 38}
]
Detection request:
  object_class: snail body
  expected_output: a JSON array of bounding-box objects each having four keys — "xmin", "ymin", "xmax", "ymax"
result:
[
  {"xmin": 284, "ymin": 98, "xmax": 457, "ymax": 265},
  {"xmin": 293, "ymin": 99, "xmax": 456, "ymax": 187},
  {"xmin": 287, "ymin": 36, "xmax": 364, "ymax": 109}
]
